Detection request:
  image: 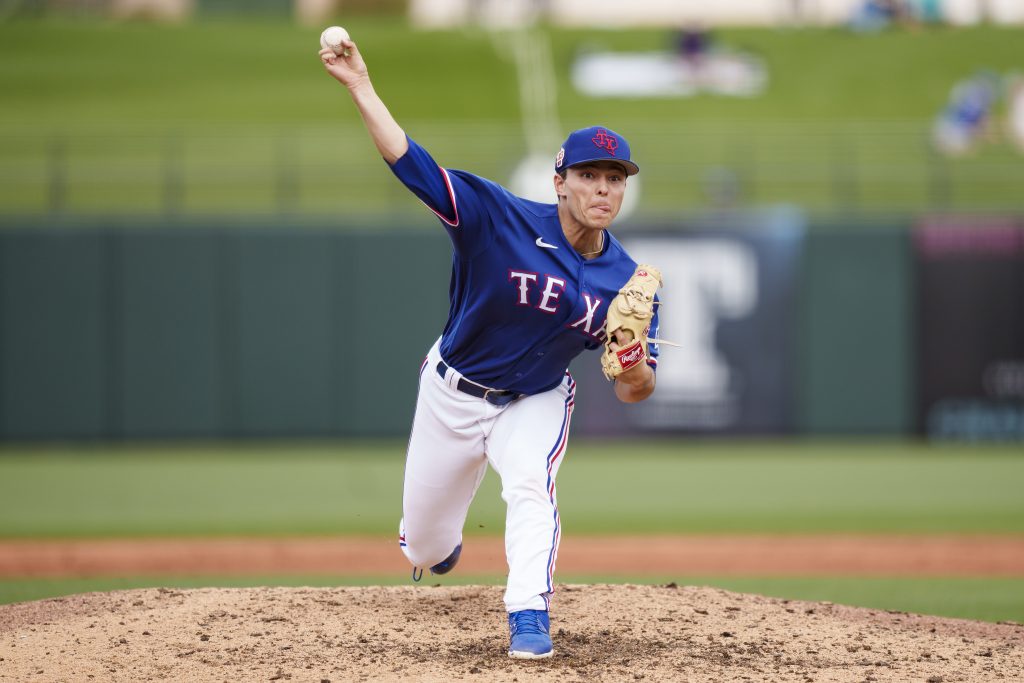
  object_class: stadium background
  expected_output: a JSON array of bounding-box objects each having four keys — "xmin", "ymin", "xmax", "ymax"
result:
[{"xmin": 0, "ymin": 0, "xmax": 1022, "ymax": 622}]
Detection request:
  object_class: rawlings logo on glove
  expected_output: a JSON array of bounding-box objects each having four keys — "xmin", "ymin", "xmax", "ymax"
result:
[
  {"xmin": 614, "ymin": 340, "xmax": 647, "ymax": 371},
  {"xmin": 601, "ymin": 264, "xmax": 663, "ymax": 381}
]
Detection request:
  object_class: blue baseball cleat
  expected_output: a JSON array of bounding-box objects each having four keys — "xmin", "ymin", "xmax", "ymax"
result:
[
  {"xmin": 508, "ymin": 609, "xmax": 553, "ymax": 659},
  {"xmin": 429, "ymin": 542, "xmax": 462, "ymax": 575},
  {"xmin": 411, "ymin": 543, "xmax": 462, "ymax": 582}
]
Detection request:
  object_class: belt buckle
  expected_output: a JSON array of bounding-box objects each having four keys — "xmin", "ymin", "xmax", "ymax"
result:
[
  {"xmin": 483, "ymin": 388, "xmax": 518, "ymax": 406},
  {"xmin": 483, "ymin": 388, "xmax": 506, "ymax": 406}
]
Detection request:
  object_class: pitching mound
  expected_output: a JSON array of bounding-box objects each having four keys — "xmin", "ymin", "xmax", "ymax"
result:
[{"xmin": 1, "ymin": 585, "xmax": 1022, "ymax": 682}]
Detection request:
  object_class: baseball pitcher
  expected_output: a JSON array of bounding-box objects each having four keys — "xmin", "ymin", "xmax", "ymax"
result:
[{"xmin": 321, "ymin": 34, "xmax": 661, "ymax": 660}]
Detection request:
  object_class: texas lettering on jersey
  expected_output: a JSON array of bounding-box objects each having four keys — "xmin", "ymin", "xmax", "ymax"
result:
[
  {"xmin": 390, "ymin": 136, "xmax": 658, "ymax": 395},
  {"xmin": 567, "ymin": 293, "xmax": 606, "ymax": 341},
  {"xmin": 509, "ymin": 271, "xmax": 607, "ymax": 342},
  {"xmin": 508, "ymin": 271, "xmax": 567, "ymax": 315}
]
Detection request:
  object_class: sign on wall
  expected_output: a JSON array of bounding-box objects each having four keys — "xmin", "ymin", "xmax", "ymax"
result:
[
  {"xmin": 571, "ymin": 220, "xmax": 803, "ymax": 435},
  {"xmin": 915, "ymin": 217, "xmax": 1024, "ymax": 441}
]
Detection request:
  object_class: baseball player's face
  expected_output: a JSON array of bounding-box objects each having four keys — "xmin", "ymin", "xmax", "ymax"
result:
[{"xmin": 555, "ymin": 162, "xmax": 627, "ymax": 230}]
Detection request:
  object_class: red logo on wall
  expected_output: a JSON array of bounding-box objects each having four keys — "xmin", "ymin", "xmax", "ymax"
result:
[{"xmin": 592, "ymin": 129, "xmax": 619, "ymax": 156}]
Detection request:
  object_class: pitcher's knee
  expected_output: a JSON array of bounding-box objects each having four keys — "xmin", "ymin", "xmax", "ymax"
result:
[
  {"xmin": 403, "ymin": 539, "xmax": 457, "ymax": 568},
  {"xmin": 401, "ymin": 539, "xmax": 432, "ymax": 568},
  {"xmin": 399, "ymin": 523, "xmax": 458, "ymax": 568}
]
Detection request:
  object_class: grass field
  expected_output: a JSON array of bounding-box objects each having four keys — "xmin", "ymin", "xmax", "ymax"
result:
[
  {"xmin": 1, "ymin": 439, "xmax": 1022, "ymax": 621},
  {"xmin": 1, "ymin": 19, "xmax": 1023, "ymax": 216},
  {"xmin": 2, "ymin": 439, "xmax": 1023, "ymax": 537}
]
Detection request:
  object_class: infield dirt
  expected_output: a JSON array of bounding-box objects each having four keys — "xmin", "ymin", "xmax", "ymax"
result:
[
  {"xmin": 2, "ymin": 583, "xmax": 1023, "ymax": 682},
  {"xmin": 3, "ymin": 535, "xmax": 1024, "ymax": 577}
]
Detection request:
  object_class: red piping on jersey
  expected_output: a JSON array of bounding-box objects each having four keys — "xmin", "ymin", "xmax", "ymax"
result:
[{"xmin": 419, "ymin": 165, "xmax": 460, "ymax": 227}]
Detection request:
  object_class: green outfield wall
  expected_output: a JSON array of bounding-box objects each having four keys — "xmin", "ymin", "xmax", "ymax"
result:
[
  {"xmin": 1, "ymin": 217, "xmax": 1019, "ymax": 440},
  {"xmin": 796, "ymin": 226, "xmax": 915, "ymax": 434},
  {"xmin": 0, "ymin": 221, "xmax": 452, "ymax": 439}
]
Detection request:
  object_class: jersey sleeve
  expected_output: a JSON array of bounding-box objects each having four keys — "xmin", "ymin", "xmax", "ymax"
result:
[{"xmin": 388, "ymin": 135, "xmax": 494, "ymax": 257}]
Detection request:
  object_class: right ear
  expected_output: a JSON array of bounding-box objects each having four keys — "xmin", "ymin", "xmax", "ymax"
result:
[{"xmin": 553, "ymin": 173, "xmax": 565, "ymax": 199}]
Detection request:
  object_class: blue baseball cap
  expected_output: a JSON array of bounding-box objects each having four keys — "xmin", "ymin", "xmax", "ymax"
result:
[{"xmin": 555, "ymin": 125, "xmax": 640, "ymax": 176}]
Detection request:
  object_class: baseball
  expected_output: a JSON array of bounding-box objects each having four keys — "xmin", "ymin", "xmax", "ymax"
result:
[{"xmin": 320, "ymin": 26, "xmax": 350, "ymax": 56}]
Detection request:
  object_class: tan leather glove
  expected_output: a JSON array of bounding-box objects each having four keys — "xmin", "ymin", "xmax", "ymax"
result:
[{"xmin": 600, "ymin": 264, "xmax": 662, "ymax": 380}]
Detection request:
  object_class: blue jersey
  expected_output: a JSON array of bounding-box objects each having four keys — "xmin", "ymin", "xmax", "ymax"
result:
[{"xmin": 390, "ymin": 136, "xmax": 659, "ymax": 395}]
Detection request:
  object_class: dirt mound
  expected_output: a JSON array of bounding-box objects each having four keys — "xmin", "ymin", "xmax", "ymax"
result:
[{"xmin": 1, "ymin": 584, "xmax": 1022, "ymax": 682}]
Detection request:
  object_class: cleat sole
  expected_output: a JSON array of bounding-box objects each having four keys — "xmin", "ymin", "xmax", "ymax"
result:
[{"xmin": 508, "ymin": 649, "xmax": 554, "ymax": 660}]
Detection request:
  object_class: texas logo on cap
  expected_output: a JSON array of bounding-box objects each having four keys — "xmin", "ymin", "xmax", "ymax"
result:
[
  {"xmin": 555, "ymin": 125, "xmax": 640, "ymax": 176},
  {"xmin": 591, "ymin": 128, "xmax": 619, "ymax": 155}
]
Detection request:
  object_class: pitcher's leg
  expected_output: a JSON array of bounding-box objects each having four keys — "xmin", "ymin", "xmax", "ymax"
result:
[
  {"xmin": 400, "ymin": 363, "xmax": 488, "ymax": 570},
  {"xmin": 487, "ymin": 375, "xmax": 575, "ymax": 612}
]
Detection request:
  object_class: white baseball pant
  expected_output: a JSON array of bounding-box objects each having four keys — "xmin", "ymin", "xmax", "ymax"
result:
[{"xmin": 399, "ymin": 340, "xmax": 576, "ymax": 613}]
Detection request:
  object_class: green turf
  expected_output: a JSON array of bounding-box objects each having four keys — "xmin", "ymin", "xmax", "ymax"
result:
[
  {"xmin": 1, "ymin": 19, "xmax": 1022, "ymax": 216},
  {"xmin": 1, "ymin": 440, "xmax": 1022, "ymax": 537},
  {"xmin": 2, "ymin": 576, "xmax": 1020, "ymax": 624}
]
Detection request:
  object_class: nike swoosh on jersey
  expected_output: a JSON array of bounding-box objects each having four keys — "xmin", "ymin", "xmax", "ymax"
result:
[{"xmin": 535, "ymin": 237, "xmax": 558, "ymax": 249}]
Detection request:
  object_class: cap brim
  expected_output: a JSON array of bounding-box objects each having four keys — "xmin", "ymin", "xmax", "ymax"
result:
[{"xmin": 566, "ymin": 157, "xmax": 640, "ymax": 176}]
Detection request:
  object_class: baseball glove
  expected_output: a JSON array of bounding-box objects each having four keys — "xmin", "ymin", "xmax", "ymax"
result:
[{"xmin": 601, "ymin": 264, "xmax": 663, "ymax": 380}]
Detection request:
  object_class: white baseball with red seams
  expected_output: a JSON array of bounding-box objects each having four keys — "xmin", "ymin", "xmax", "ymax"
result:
[{"xmin": 320, "ymin": 26, "xmax": 350, "ymax": 55}]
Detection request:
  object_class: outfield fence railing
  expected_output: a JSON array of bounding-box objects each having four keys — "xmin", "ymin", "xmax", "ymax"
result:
[{"xmin": 2, "ymin": 120, "xmax": 1023, "ymax": 222}]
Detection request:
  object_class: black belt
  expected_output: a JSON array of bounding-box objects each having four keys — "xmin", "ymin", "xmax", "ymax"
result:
[{"xmin": 436, "ymin": 360, "xmax": 522, "ymax": 406}]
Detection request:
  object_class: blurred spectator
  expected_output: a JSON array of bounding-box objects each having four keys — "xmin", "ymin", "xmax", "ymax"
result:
[
  {"xmin": 906, "ymin": 0, "xmax": 944, "ymax": 23},
  {"xmin": 674, "ymin": 24, "xmax": 713, "ymax": 70},
  {"xmin": 573, "ymin": 29, "xmax": 766, "ymax": 99},
  {"xmin": 932, "ymin": 71, "xmax": 1001, "ymax": 157},
  {"xmin": 848, "ymin": 0, "xmax": 907, "ymax": 32}
]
